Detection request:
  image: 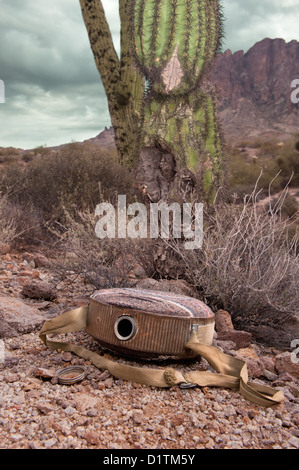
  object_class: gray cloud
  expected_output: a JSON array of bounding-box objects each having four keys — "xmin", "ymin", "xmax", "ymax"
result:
[
  {"xmin": 0, "ymin": 0, "xmax": 298, "ymax": 149},
  {"xmin": 222, "ymin": 0, "xmax": 299, "ymax": 52}
]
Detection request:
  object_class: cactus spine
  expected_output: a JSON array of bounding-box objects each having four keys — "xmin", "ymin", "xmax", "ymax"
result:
[
  {"xmin": 132, "ymin": 0, "xmax": 224, "ymax": 201},
  {"xmin": 132, "ymin": 0, "xmax": 222, "ymax": 95},
  {"xmin": 80, "ymin": 0, "xmax": 224, "ymax": 203}
]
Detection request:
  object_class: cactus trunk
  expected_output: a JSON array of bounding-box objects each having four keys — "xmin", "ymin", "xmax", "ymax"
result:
[
  {"xmin": 80, "ymin": 0, "xmax": 225, "ymax": 203},
  {"xmin": 132, "ymin": 0, "xmax": 222, "ymax": 95},
  {"xmin": 79, "ymin": 0, "xmax": 145, "ymax": 167}
]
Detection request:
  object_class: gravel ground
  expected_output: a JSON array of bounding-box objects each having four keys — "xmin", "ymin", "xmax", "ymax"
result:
[
  {"xmin": 0, "ymin": 330, "xmax": 298, "ymax": 450},
  {"xmin": 0, "ymin": 249, "xmax": 298, "ymax": 450}
]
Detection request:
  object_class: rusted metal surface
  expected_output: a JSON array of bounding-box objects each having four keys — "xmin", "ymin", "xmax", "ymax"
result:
[
  {"xmin": 86, "ymin": 288, "xmax": 215, "ymax": 358},
  {"xmin": 57, "ymin": 366, "xmax": 86, "ymax": 385}
]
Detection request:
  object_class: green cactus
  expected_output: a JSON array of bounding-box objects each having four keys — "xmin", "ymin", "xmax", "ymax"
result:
[
  {"xmin": 142, "ymin": 89, "xmax": 223, "ymax": 202},
  {"xmin": 132, "ymin": 0, "xmax": 222, "ymax": 95},
  {"xmin": 79, "ymin": 0, "xmax": 225, "ymax": 203}
]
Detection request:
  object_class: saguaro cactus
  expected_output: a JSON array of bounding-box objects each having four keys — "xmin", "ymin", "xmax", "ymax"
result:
[
  {"xmin": 79, "ymin": 0, "xmax": 224, "ymax": 203},
  {"xmin": 132, "ymin": 0, "xmax": 221, "ymax": 95}
]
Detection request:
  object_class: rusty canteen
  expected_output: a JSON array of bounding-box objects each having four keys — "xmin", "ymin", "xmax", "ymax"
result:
[{"xmin": 85, "ymin": 288, "xmax": 215, "ymax": 358}]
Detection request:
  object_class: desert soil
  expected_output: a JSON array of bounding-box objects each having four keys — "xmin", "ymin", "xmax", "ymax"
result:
[{"xmin": 0, "ymin": 248, "xmax": 298, "ymax": 450}]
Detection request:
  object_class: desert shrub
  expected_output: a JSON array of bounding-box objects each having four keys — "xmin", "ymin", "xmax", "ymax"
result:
[
  {"xmin": 51, "ymin": 210, "xmax": 155, "ymax": 290},
  {"xmin": 226, "ymin": 136, "xmax": 299, "ymax": 202},
  {"xmin": 0, "ymin": 192, "xmax": 46, "ymax": 247},
  {"xmin": 0, "ymin": 194, "xmax": 17, "ymax": 245},
  {"xmin": 280, "ymin": 195, "xmax": 298, "ymax": 218},
  {"xmin": 226, "ymin": 149, "xmax": 283, "ymax": 201},
  {"xmin": 276, "ymin": 144, "xmax": 299, "ymax": 187},
  {"xmin": 0, "ymin": 142, "xmax": 140, "ymax": 227},
  {"xmin": 176, "ymin": 184, "xmax": 299, "ymax": 328}
]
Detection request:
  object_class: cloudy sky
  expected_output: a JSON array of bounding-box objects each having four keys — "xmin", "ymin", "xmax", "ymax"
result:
[{"xmin": 0, "ymin": 0, "xmax": 299, "ymax": 149}]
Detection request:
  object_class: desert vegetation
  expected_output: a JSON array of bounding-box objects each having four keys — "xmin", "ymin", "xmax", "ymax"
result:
[{"xmin": 0, "ymin": 135, "xmax": 298, "ymax": 331}]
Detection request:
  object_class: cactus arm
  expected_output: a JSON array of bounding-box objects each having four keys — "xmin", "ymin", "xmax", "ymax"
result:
[
  {"xmin": 132, "ymin": 0, "xmax": 222, "ymax": 95},
  {"xmin": 79, "ymin": 0, "xmax": 120, "ymax": 104},
  {"xmin": 79, "ymin": 0, "xmax": 145, "ymax": 166},
  {"xmin": 119, "ymin": 1, "xmax": 145, "ymax": 119}
]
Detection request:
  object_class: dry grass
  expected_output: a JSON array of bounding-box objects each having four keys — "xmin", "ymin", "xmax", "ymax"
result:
[
  {"xmin": 171, "ymin": 181, "xmax": 299, "ymax": 327},
  {"xmin": 0, "ymin": 194, "xmax": 17, "ymax": 245}
]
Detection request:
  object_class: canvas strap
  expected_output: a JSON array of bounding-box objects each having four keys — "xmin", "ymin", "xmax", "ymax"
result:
[{"xmin": 39, "ymin": 306, "xmax": 284, "ymax": 407}]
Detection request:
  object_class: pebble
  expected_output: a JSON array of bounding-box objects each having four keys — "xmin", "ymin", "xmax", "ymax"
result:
[
  {"xmin": 64, "ymin": 406, "xmax": 76, "ymax": 417},
  {"xmin": 0, "ymin": 329, "xmax": 298, "ymax": 450},
  {"xmin": 86, "ymin": 408, "xmax": 98, "ymax": 417},
  {"xmin": 0, "ymin": 252, "xmax": 298, "ymax": 450}
]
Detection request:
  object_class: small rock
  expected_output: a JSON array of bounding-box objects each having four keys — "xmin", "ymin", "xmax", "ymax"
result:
[
  {"xmin": 21, "ymin": 281, "xmax": 56, "ymax": 301},
  {"xmin": 33, "ymin": 253, "xmax": 50, "ymax": 268},
  {"xmin": 217, "ymin": 330, "xmax": 252, "ymax": 349},
  {"xmin": 215, "ymin": 309, "xmax": 234, "ymax": 332},
  {"xmin": 132, "ymin": 410, "xmax": 144, "ymax": 424},
  {"xmin": 98, "ymin": 370, "xmax": 111, "ymax": 381},
  {"xmin": 0, "ymin": 296, "xmax": 44, "ymax": 338},
  {"xmin": 175, "ymin": 425, "xmax": 185, "ymax": 436},
  {"xmin": 104, "ymin": 377, "xmax": 113, "ymax": 388},
  {"xmin": 4, "ymin": 372, "xmax": 19, "ymax": 383},
  {"xmin": 235, "ymin": 347, "xmax": 264, "ymax": 377},
  {"xmin": 223, "ymin": 405, "xmax": 237, "ymax": 418},
  {"xmin": 43, "ymin": 438, "xmax": 57, "ymax": 449},
  {"xmin": 275, "ymin": 352, "xmax": 299, "ymax": 379},
  {"xmin": 61, "ymin": 352, "xmax": 73, "ymax": 362},
  {"xmin": 87, "ymin": 408, "xmax": 98, "ymax": 417},
  {"xmin": 64, "ymin": 406, "xmax": 76, "ymax": 416},
  {"xmin": 262, "ymin": 369, "xmax": 278, "ymax": 381},
  {"xmin": 0, "ymin": 243, "xmax": 10, "ymax": 255},
  {"xmin": 84, "ymin": 430, "xmax": 100, "ymax": 446},
  {"xmin": 34, "ymin": 367, "xmax": 56, "ymax": 380},
  {"xmin": 288, "ymin": 436, "xmax": 299, "ymax": 448},
  {"xmin": 36, "ymin": 403, "xmax": 55, "ymax": 414},
  {"xmin": 10, "ymin": 433, "xmax": 23, "ymax": 443}
]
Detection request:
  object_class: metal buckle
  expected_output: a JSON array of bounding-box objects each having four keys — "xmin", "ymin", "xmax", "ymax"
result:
[{"xmin": 179, "ymin": 382, "xmax": 197, "ymax": 389}]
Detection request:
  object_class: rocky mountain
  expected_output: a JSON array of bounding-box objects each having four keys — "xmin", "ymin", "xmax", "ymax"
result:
[
  {"xmin": 1, "ymin": 38, "xmax": 298, "ymax": 158},
  {"xmin": 89, "ymin": 38, "xmax": 299, "ymax": 148},
  {"xmin": 211, "ymin": 38, "xmax": 299, "ymax": 144}
]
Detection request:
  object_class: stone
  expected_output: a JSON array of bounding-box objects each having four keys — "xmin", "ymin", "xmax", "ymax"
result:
[
  {"xmin": 21, "ymin": 281, "xmax": 56, "ymax": 301},
  {"xmin": 287, "ymin": 436, "xmax": 299, "ymax": 448},
  {"xmin": 275, "ymin": 352, "xmax": 299, "ymax": 379},
  {"xmin": 36, "ymin": 403, "xmax": 55, "ymax": 415},
  {"xmin": 33, "ymin": 253, "xmax": 50, "ymax": 268},
  {"xmin": 215, "ymin": 310, "xmax": 234, "ymax": 332},
  {"xmin": 0, "ymin": 296, "xmax": 45, "ymax": 338},
  {"xmin": 73, "ymin": 393, "xmax": 100, "ymax": 412},
  {"xmin": 262, "ymin": 369, "xmax": 278, "ymax": 381},
  {"xmin": 235, "ymin": 347, "xmax": 264, "ymax": 378},
  {"xmin": 84, "ymin": 430, "xmax": 100, "ymax": 446},
  {"xmin": 64, "ymin": 406, "xmax": 76, "ymax": 416},
  {"xmin": 132, "ymin": 410, "xmax": 144, "ymax": 425},
  {"xmin": 34, "ymin": 367, "xmax": 56, "ymax": 380},
  {"xmin": 214, "ymin": 309, "xmax": 252, "ymax": 349},
  {"xmin": 0, "ymin": 243, "xmax": 10, "ymax": 255},
  {"xmin": 223, "ymin": 405, "xmax": 237, "ymax": 418},
  {"xmin": 43, "ymin": 438, "xmax": 57, "ymax": 449},
  {"xmin": 217, "ymin": 330, "xmax": 252, "ymax": 350},
  {"xmin": 87, "ymin": 408, "xmax": 98, "ymax": 417}
]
